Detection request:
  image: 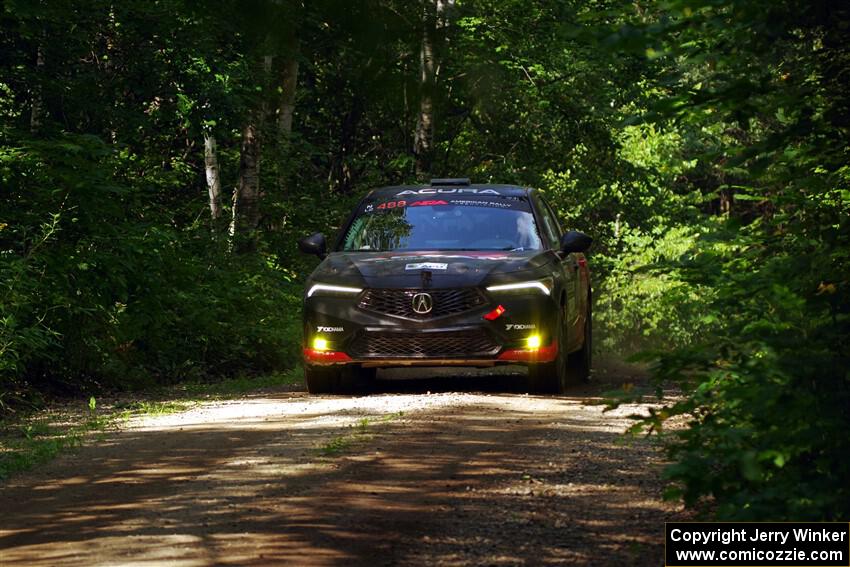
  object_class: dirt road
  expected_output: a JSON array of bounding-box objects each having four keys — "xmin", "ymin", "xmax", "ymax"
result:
[{"xmin": 0, "ymin": 362, "xmax": 683, "ymax": 566}]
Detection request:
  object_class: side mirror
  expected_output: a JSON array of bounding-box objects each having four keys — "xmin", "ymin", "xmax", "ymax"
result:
[
  {"xmin": 560, "ymin": 230, "xmax": 592, "ymax": 254},
  {"xmin": 298, "ymin": 232, "xmax": 327, "ymax": 258}
]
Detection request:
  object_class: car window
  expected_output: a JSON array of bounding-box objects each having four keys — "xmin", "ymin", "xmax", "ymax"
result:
[
  {"xmin": 541, "ymin": 198, "xmax": 563, "ymax": 236},
  {"xmin": 536, "ymin": 197, "xmax": 561, "ymax": 247},
  {"xmin": 341, "ymin": 195, "xmax": 543, "ymax": 252}
]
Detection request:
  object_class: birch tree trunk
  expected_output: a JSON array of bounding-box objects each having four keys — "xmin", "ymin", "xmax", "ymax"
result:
[{"xmin": 204, "ymin": 132, "xmax": 223, "ymax": 222}]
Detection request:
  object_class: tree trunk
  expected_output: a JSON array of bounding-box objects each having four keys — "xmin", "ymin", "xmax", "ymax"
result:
[
  {"xmin": 204, "ymin": 132, "xmax": 223, "ymax": 222},
  {"xmin": 274, "ymin": 54, "xmax": 299, "ymax": 196},
  {"xmin": 105, "ymin": 5, "xmax": 118, "ymax": 143},
  {"xmin": 30, "ymin": 43, "xmax": 44, "ymax": 134},
  {"xmin": 719, "ymin": 187, "xmax": 734, "ymax": 215},
  {"xmin": 230, "ymin": 56, "xmax": 272, "ymax": 251},
  {"xmin": 413, "ymin": 1, "xmax": 437, "ymax": 179},
  {"xmin": 230, "ymin": 119, "xmax": 261, "ymax": 250},
  {"xmin": 278, "ymin": 56, "xmax": 299, "ymax": 138},
  {"xmin": 328, "ymin": 97, "xmax": 362, "ymax": 194},
  {"xmin": 414, "ymin": 0, "xmax": 451, "ymax": 179},
  {"xmin": 261, "ymin": 54, "xmax": 274, "ymax": 128}
]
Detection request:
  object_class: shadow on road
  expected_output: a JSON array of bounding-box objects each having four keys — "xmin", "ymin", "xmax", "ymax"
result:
[
  {"xmin": 369, "ymin": 357, "xmax": 649, "ymax": 398},
  {"xmin": 372, "ymin": 365, "xmax": 529, "ymax": 394},
  {"xmin": 0, "ymin": 359, "xmax": 672, "ymax": 566}
]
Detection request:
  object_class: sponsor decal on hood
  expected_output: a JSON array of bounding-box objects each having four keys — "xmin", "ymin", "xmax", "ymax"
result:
[{"xmin": 405, "ymin": 262, "xmax": 448, "ymax": 270}]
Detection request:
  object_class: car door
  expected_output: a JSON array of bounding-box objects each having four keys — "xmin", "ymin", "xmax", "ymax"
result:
[{"xmin": 537, "ymin": 197, "xmax": 585, "ymax": 349}]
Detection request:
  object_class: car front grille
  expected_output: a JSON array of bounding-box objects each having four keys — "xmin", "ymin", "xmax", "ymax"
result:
[
  {"xmin": 349, "ymin": 330, "xmax": 500, "ymax": 359},
  {"xmin": 358, "ymin": 288, "xmax": 487, "ymax": 319}
]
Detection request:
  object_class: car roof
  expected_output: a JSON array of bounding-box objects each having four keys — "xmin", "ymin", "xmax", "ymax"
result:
[{"xmin": 366, "ymin": 183, "xmax": 533, "ymax": 199}]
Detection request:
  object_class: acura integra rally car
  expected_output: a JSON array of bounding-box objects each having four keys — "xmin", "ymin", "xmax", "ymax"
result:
[{"xmin": 298, "ymin": 178, "xmax": 592, "ymax": 394}]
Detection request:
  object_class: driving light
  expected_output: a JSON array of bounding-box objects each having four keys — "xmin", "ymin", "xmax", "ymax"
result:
[
  {"xmin": 307, "ymin": 283, "xmax": 363, "ymax": 298},
  {"xmin": 526, "ymin": 334, "xmax": 542, "ymax": 349},
  {"xmin": 312, "ymin": 337, "xmax": 329, "ymax": 351},
  {"xmin": 486, "ymin": 279, "xmax": 552, "ymax": 296}
]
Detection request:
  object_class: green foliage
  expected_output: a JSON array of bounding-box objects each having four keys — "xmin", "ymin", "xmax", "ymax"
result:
[
  {"xmin": 318, "ymin": 412, "xmax": 404, "ymax": 457},
  {"xmin": 0, "ymin": 131, "xmax": 302, "ymax": 397},
  {"xmin": 596, "ymin": 223, "xmax": 714, "ymax": 353},
  {"xmin": 0, "ymin": 410, "xmax": 113, "ymax": 481},
  {"xmin": 601, "ymin": 0, "xmax": 850, "ymax": 520},
  {"xmin": 643, "ymin": 209, "xmax": 850, "ymax": 520},
  {"xmin": 169, "ymin": 367, "xmax": 304, "ymax": 398}
]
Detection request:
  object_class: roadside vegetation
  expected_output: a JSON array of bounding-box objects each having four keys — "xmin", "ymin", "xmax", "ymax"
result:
[
  {"xmin": 0, "ymin": 368, "xmax": 303, "ymax": 479},
  {"xmin": 1, "ymin": 0, "xmax": 846, "ymax": 521},
  {"xmin": 319, "ymin": 412, "xmax": 405, "ymax": 457}
]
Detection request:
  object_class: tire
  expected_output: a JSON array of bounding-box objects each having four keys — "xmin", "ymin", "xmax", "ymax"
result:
[
  {"xmin": 567, "ymin": 295, "xmax": 592, "ymax": 383},
  {"xmin": 527, "ymin": 305, "xmax": 569, "ymax": 394},
  {"xmin": 304, "ymin": 366, "xmax": 342, "ymax": 394},
  {"xmin": 304, "ymin": 365, "xmax": 375, "ymax": 395},
  {"xmin": 343, "ymin": 366, "xmax": 376, "ymax": 394}
]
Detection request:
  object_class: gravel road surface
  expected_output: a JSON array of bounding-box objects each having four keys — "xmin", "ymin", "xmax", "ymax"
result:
[{"xmin": 0, "ymin": 360, "xmax": 683, "ymax": 566}]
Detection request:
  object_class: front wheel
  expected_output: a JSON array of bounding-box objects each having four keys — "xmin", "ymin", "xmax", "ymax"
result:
[
  {"xmin": 304, "ymin": 366, "xmax": 342, "ymax": 394},
  {"xmin": 527, "ymin": 309, "xmax": 569, "ymax": 394},
  {"xmin": 304, "ymin": 365, "xmax": 375, "ymax": 395},
  {"xmin": 567, "ymin": 297, "xmax": 592, "ymax": 383}
]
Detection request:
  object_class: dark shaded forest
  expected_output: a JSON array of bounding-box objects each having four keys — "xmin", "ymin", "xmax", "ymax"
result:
[{"xmin": 1, "ymin": 0, "xmax": 848, "ymax": 521}]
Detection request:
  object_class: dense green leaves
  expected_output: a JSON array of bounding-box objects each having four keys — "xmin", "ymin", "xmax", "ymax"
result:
[{"xmin": 603, "ymin": 0, "xmax": 850, "ymax": 520}]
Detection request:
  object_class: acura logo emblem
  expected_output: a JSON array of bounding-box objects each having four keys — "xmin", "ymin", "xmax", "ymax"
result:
[{"xmin": 411, "ymin": 292, "xmax": 433, "ymax": 314}]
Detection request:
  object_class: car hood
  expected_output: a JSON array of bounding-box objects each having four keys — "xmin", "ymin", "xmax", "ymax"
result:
[{"xmin": 311, "ymin": 250, "xmax": 552, "ymax": 289}]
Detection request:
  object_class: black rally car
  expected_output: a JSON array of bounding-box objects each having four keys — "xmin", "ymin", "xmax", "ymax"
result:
[{"xmin": 298, "ymin": 178, "xmax": 592, "ymax": 394}]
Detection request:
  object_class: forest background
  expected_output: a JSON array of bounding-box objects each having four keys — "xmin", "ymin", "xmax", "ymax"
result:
[{"xmin": 1, "ymin": 0, "xmax": 847, "ymax": 521}]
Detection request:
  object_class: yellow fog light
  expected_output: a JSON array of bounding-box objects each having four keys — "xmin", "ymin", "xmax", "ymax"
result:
[
  {"xmin": 312, "ymin": 337, "xmax": 329, "ymax": 351},
  {"xmin": 526, "ymin": 334, "xmax": 542, "ymax": 349}
]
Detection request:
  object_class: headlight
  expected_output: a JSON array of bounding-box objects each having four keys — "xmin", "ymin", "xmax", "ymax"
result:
[
  {"xmin": 486, "ymin": 277, "xmax": 553, "ymax": 296},
  {"xmin": 306, "ymin": 283, "xmax": 363, "ymax": 298}
]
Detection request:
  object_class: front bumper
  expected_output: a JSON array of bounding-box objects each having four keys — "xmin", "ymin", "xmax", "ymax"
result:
[{"xmin": 303, "ymin": 287, "xmax": 559, "ymax": 367}]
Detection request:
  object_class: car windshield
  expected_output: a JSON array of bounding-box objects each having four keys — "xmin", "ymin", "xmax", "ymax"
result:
[{"xmin": 341, "ymin": 195, "xmax": 542, "ymax": 251}]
